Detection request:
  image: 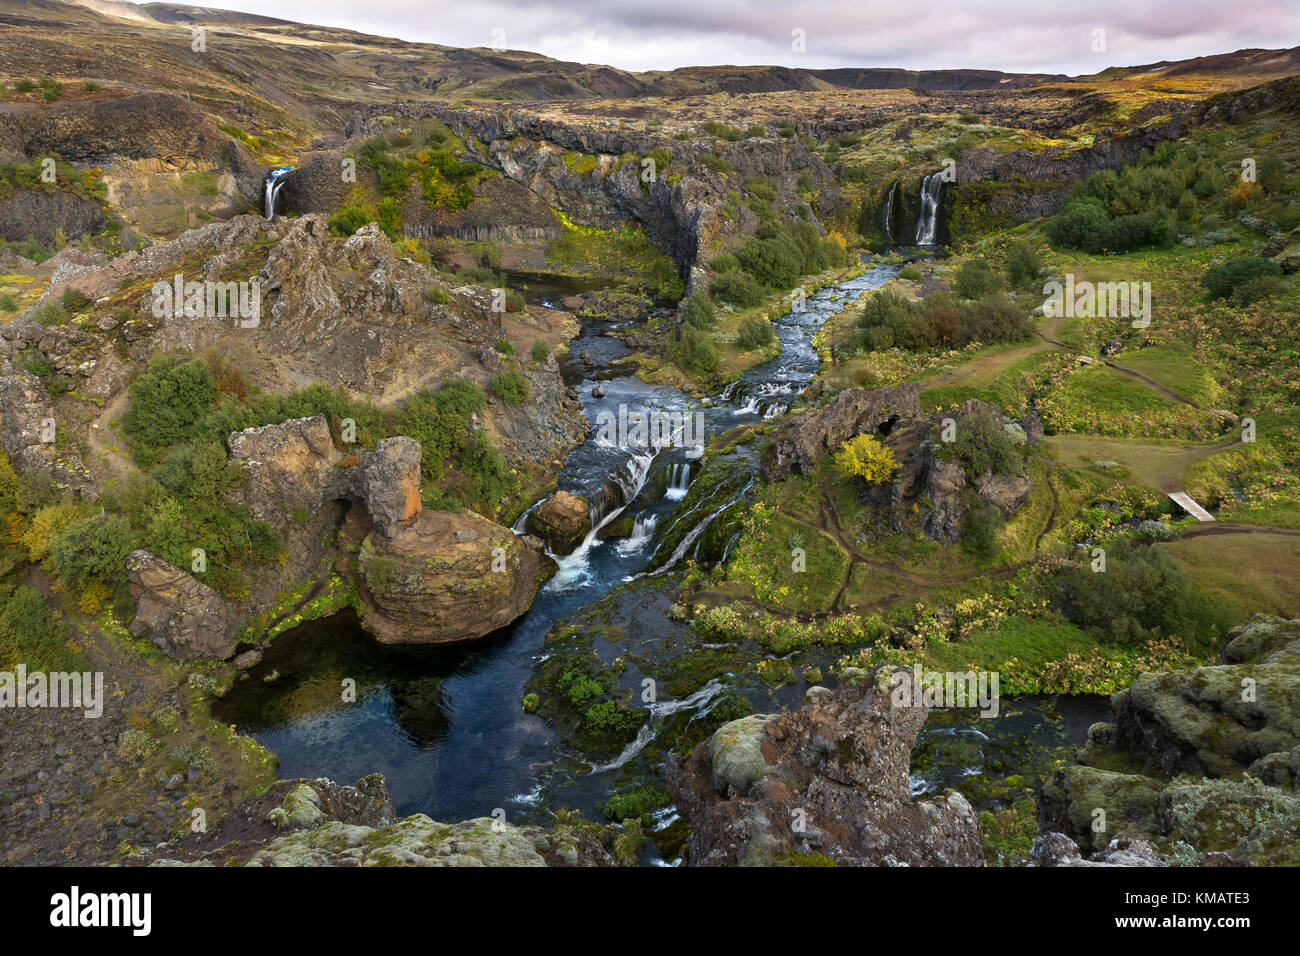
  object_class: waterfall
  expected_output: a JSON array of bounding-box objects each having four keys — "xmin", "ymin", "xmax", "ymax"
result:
[
  {"xmin": 664, "ymin": 463, "xmax": 690, "ymax": 501},
  {"xmin": 263, "ymin": 166, "xmax": 293, "ymax": 220},
  {"xmin": 882, "ymin": 179, "xmax": 898, "ymax": 249},
  {"xmin": 914, "ymin": 173, "xmax": 944, "ymax": 245},
  {"xmin": 615, "ymin": 513, "xmax": 658, "ymax": 555}
]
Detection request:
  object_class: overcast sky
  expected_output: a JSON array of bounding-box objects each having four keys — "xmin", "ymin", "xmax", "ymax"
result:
[{"xmin": 180, "ymin": 0, "xmax": 1298, "ymax": 74}]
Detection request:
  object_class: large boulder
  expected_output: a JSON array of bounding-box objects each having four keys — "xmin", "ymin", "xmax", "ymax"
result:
[
  {"xmin": 526, "ymin": 490, "xmax": 591, "ymax": 555},
  {"xmin": 760, "ymin": 384, "xmax": 921, "ymax": 480},
  {"xmin": 357, "ymin": 510, "xmax": 556, "ymax": 645},
  {"xmin": 1038, "ymin": 615, "xmax": 1300, "ymax": 865},
  {"xmin": 667, "ymin": 665, "xmax": 984, "ymax": 866},
  {"xmin": 125, "ymin": 550, "xmax": 240, "ymax": 661}
]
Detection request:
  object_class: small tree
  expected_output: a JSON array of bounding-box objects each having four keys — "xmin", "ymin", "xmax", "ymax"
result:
[{"xmin": 834, "ymin": 434, "xmax": 897, "ymax": 484}]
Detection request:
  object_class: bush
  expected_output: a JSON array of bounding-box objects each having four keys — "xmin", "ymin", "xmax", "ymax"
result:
[
  {"xmin": 1046, "ymin": 197, "xmax": 1110, "ymax": 249},
  {"xmin": 954, "ymin": 259, "xmax": 1004, "ymax": 299},
  {"xmin": 959, "ymin": 296, "xmax": 1034, "ymax": 346},
  {"xmin": 1054, "ymin": 538, "xmax": 1230, "ymax": 646},
  {"xmin": 1231, "ymin": 274, "xmax": 1289, "ymax": 305},
  {"xmin": 530, "ymin": 339, "xmax": 550, "ymax": 362},
  {"xmin": 951, "ymin": 407, "xmax": 1019, "ymax": 478},
  {"xmin": 962, "ymin": 505, "xmax": 1003, "ymax": 557},
  {"xmin": 395, "ymin": 380, "xmax": 485, "ymax": 478},
  {"xmin": 711, "ymin": 268, "xmax": 764, "ymax": 308},
  {"xmin": 833, "ymin": 434, "xmax": 897, "ymax": 484},
  {"xmin": 679, "ymin": 325, "xmax": 720, "ymax": 375},
  {"xmin": 1201, "ymin": 257, "xmax": 1284, "ymax": 300},
  {"xmin": 494, "ymin": 337, "xmax": 516, "ymax": 357},
  {"xmin": 47, "ymin": 514, "xmax": 134, "ymax": 588},
  {"xmin": 490, "ymin": 369, "xmax": 529, "ymax": 406},
  {"xmin": 1004, "ymin": 240, "xmax": 1042, "ymax": 288},
  {"xmin": 0, "ymin": 586, "xmax": 72, "ymax": 670},
  {"xmin": 122, "ymin": 357, "xmax": 217, "ymax": 466},
  {"xmin": 735, "ymin": 315, "xmax": 776, "ymax": 351},
  {"xmin": 327, "ymin": 205, "xmax": 368, "ymax": 237},
  {"xmin": 462, "ymin": 429, "xmax": 510, "ymax": 504},
  {"xmin": 681, "ymin": 294, "xmax": 715, "ymax": 330},
  {"xmin": 60, "ymin": 286, "xmax": 92, "ymax": 312},
  {"xmin": 898, "ymin": 266, "xmax": 923, "ymax": 281}
]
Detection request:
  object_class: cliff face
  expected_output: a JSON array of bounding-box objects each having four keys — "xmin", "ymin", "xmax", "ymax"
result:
[{"xmin": 342, "ymin": 103, "xmax": 835, "ymax": 282}]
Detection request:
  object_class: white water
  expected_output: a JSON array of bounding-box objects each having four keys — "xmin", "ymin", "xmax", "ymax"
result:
[
  {"xmin": 914, "ymin": 173, "xmax": 944, "ymax": 245},
  {"xmin": 663, "ymin": 463, "xmax": 690, "ymax": 501},
  {"xmin": 615, "ymin": 513, "xmax": 658, "ymax": 555},
  {"xmin": 263, "ymin": 167, "xmax": 292, "ymax": 219},
  {"xmin": 882, "ymin": 180, "xmax": 898, "ymax": 247},
  {"xmin": 589, "ymin": 678, "xmax": 728, "ymax": 772}
]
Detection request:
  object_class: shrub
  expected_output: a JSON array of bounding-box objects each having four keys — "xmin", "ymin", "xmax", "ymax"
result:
[
  {"xmin": 833, "ymin": 434, "xmax": 897, "ymax": 484},
  {"xmin": 735, "ymin": 315, "xmax": 776, "ymax": 351},
  {"xmin": 962, "ymin": 504, "xmax": 1003, "ymax": 557},
  {"xmin": 490, "ymin": 369, "xmax": 529, "ymax": 406},
  {"xmin": 1054, "ymin": 538, "xmax": 1230, "ymax": 646},
  {"xmin": 424, "ymin": 285, "xmax": 449, "ymax": 304},
  {"xmin": 47, "ymin": 514, "xmax": 134, "ymax": 587},
  {"xmin": 494, "ymin": 337, "xmax": 516, "ymax": 357},
  {"xmin": 0, "ymin": 293, "xmax": 15, "ymax": 312},
  {"xmin": 0, "ymin": 586, "xmax": 71, "ymax": 670},
  {"xmin": 951, "ymin": 407, "xmax": 1019, "ymax": 478},
  {"xmin": 954, "ymin": 259, "xmax": 1004, "ymax": 299},
  {"xmin": 57, "ymin": 288, "xmax": 88, "ymax": 315},
  {"xmin": 1231, "ymin": 274, "xmax": 1289, "ymax": 305},
  {"xmin": 1201, "ymin": 257, "xmax": 1284, "ymax": 300},
  {"xmin": 1046, "ymin": 197, "xmax": 1110, "ymax": 249},
  {"xmin": 530, "ymin": 339, "xmax": 550, "ymax": 362},
  {"xmin": 679, "ymin": 325, "xmax": 721, "ymax": 375},
  {"xmin": 898, "ymin": 266, "xmax": 923, "ymax": 281},
  {"xmin": 327, "ymin": 205, "xmax": 368, "ymax": 237},
  {"xmin": 959, "ymin": 296, "xmax": 1034, "ymax": 346},
  {"xmin": 462, "ymin": 429, "xmax": 510, "ymax": 504},
  {"xmin": 711, "ymin": 269, "xmax": 764, "ymax": 307},
  {"xmin": 681, "ymin": 294, "xmax": 715, "ymax": 330},
  {"xmin": 1004, "ymin": 240, "xmax": 1042, "ymax": 288}
]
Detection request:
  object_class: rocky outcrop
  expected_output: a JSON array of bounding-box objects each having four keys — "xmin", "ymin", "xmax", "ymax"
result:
[
  {"xmin": 1038, "ymin": 615, "xmax": 1300, "ymax": 865},
  {"xmin": 760, "ymin": 383, "xmax": 921, "ymax": 480},
  {"xmin": 224, "ymin": 414, "xmax": 552, "ymax": 645},
  {"xmin": 124, "ymin": 550, "xmax": 240, "ymax": 661},
  {"xmin": 1109, "ymin": 614, "xmax": 1300, "ymax": 778},
  {"xmin": 0, "ymin": 189, "xmax": 106, "ymax": 245},
  {"xmin": 138, "ymin": 774, "xmax": 625, "ymax": 867},
  {"xmin": 0, "ymin": 365, "xmax": 94, "ymax": 495},
  {"xmin": 666, "ymin": 665, "xmax": 984, "ymax": 866},
  {"xmin": 403, "ymin": 174, "xmax": 561, "ymax": 242},
  {"xmin": 358, "ymin": 510, "xmax": 555, "ymax": 645},
  {"xmin": 526, "ymin": 490, "xmax": 591, "ymax": 555}
]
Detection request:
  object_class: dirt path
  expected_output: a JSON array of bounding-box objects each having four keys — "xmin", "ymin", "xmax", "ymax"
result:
[{"xmin": 85, "ymin": 389, "xmax": 136, "ymax": 486}]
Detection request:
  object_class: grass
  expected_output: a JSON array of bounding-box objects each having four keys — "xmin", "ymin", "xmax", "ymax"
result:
[
  {"xmin": 1161, "ymin": 531, "xmax": 1300, "ymax": 617},
  {"xmin": 1041, "ymin": 434, "xmax": 1238, "ymax": 492},
  {"xmin": 1108, "ymin": 345, "xmax": 1224, "ymax": 408}
]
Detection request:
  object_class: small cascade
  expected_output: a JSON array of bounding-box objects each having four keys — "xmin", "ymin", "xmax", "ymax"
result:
[
  {"xmin": 615, "ymin": 513, "xmax": 658, "ymax": 555},
  {"xmin": 663, "ymin": 463, "xmax": 690, "ymax": 501},
  {"xmin": 732, "ymin": 395, "xmax": 760, "ymax": 416},
  {"xmin": 762, "ymin": 401, "xmax": 787, "ymax": 420},
  {"xmin": 263, "ymin": 166, "xmax": 294, "ymax": 220},
  {"xmin": 914, "ymin": 173, "xmax": 944, "ymax": 245},
  {"xmin": 589, "ymin": 678, "xmax": 728, "ymax": 772},
  {"xmin": 882, "ymin": 179, "xmax": 899, "ymax": 250}
]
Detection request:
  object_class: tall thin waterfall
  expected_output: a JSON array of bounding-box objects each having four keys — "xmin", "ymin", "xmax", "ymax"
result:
[
  {"xmin": 664, "ymin": 463, "xmax": 690, "ymax": 501},
  {"xmin": 882, "ymin": 180, "xmax": 898, "ymax": 249},
  {"xmin": 263, "ymin": 166, "xmax": 293, "ymax": 220},
  {"xmin": 914, "ymin": 173, "xmax": 943, "ymax": 245}
]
